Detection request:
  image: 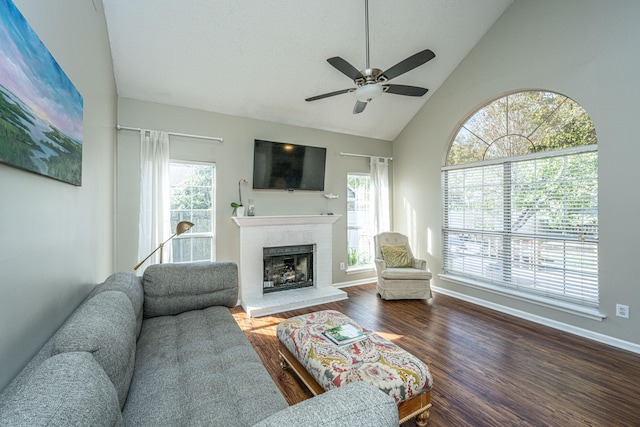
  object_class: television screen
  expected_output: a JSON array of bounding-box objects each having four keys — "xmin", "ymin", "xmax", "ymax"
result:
[{"xmin": 253, "ymin": 139, "xmax": 326, "ymax": 191}]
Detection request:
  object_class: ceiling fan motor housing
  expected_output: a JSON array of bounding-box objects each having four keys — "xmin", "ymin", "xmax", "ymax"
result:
[{"xmin": 355, "ymin": 68, "xmax": 386, "ymax": 86}]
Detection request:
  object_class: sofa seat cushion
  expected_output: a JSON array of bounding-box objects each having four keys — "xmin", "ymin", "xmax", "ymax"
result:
[
  {"xmin": 51, "ymin": 291, "xmax": 137, "ymax": 409},
  {"xmin": 0, "ymin": 352, "xmax": 122, "ymax": 426},
  {"xmin": 380, "ymin": 267, "xmax": 433, "ymax": 280},
  {"xmin": 123, "ymin": 306, "xmax": 288, "ymax": 427}
]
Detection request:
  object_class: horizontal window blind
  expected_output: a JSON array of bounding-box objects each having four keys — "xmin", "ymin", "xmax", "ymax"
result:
[{"xmin": 442, "ymin": 151, "xmax": 598, "ymax": 307}]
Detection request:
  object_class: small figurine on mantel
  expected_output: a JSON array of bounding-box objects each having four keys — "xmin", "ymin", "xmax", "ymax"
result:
[{"xmin": 323, "ymin": 193, "xmax": 339, "ymax": 215}]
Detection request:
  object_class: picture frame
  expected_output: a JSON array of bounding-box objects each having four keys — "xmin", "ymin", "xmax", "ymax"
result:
[{"xmin": 0, "ymin": 0, "xmax": 83, "ymax": 186}]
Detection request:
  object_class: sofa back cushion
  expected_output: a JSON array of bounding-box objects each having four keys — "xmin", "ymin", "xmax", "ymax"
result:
[
  {"xmin": 51, "ymin": 291, "xmax": 136, "ymax": 409},
  {"xmin": 142, "ymin": 261, "xmax": 238, "ymax": 318},
  {"xmin": 0, "ymin": 352, "xmax": 122, "ymax": 426},
  {"xmin": 90, "ymin": 272, "xmax": 144, "ymax": 338}
]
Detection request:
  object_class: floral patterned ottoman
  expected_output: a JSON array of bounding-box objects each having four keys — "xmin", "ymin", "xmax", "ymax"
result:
[{"xmin": 277, "ymin": 310, "xmax": 433, "ymax": 426}]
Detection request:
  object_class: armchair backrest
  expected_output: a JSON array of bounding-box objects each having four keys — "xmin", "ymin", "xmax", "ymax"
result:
[{"xmin": 374, "ymin": 232, "xmax": 415, "ymax": 261}]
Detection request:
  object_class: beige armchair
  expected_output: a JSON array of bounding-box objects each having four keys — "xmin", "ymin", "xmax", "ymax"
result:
[{"xmin": 374, "ymin": 232, "xmax": 432, "ymax": 300}]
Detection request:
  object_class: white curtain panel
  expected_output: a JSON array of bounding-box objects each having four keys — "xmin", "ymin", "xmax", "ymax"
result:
[
  {"xmin": 137, "ymin": 130, "xmax": 171, "ymax": 272},
  {"xmin": 370, "ymin": 156, "xmax": 390, "ymax": 234}
]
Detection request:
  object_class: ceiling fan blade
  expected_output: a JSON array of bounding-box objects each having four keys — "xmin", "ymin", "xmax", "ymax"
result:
[
  {"xmin": 380, "ymin": 49, "xmax": 435, "ymax": 81},
  {"xmin": 305, "ymin": 88, "xmax": 353, "ymax": 102},
  {"xmin": 327, "ymin": 57, "xmax": 364, "ymax": 81},
  {"xmin": 353, "ymin": 100, "xmax": 367, "ymax": 114},
  {"xmin": 384, "ymin": 84, "xmax": 429, "ymax": 97}
]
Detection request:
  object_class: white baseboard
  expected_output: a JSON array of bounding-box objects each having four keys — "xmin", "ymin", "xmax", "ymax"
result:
[
  {"xmin": 333, "ymin": 277, "xmax": 376, "ymax": 289},
  {"xmin": 432, "ymin": 285, "xmax": 640, "ymax": 355}
]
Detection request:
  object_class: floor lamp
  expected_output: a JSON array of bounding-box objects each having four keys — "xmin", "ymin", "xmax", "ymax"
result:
[{"xmin": 134, "ymin": 221, "xmax": 194, "ymax": 270}]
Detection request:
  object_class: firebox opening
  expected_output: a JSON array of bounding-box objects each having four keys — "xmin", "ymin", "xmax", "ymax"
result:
[{"xmin": 263, "ymin": 244, "xmax": 314, "ymax": 294}]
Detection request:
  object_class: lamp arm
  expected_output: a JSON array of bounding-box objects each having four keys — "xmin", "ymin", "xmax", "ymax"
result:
[
  {"xmin": 133, "ymin": 232, "xmax": 178, "ymax": 270},
  {"xmin": 157, "ymin": 232, "xmax": 178, "ymax": 248},
  {"xmin": 134, "ymin": 245, "xmax": 161, "ymax": 271}
]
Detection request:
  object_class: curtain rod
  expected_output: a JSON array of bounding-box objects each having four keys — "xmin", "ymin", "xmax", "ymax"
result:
[
  {"xmin": 340, "ymin": 152, "xmax": 392, "ymax": 161},
  {"xmin": 116, "ymin": 125, "xmax": 223, "ymax": 142}
]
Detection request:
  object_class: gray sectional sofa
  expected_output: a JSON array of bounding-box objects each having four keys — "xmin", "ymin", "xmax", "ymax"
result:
[{"xmin": 0, "ymin": 262, "xmax": 397, "ymax": 426}]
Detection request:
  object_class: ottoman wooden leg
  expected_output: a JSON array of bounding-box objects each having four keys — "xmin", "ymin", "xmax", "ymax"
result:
[
  {"xmin": 278, "ymin": 343, "xmax": 326, "ymax": 396},
  {"xmin": 279, "ymin": 352, "xmax": 289, "ymax": 370},
  {"xmin": 398, "ymin": 392, "xmax": 431, "ymax": 426},
  {"xmin": 416, "ymin": 407, "xmax": 430, "ymax": 426}
]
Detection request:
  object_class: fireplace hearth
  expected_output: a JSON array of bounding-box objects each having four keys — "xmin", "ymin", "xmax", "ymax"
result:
[{"xmin": 263, "ymin": 244, "xmax": 313, "ymax": 293}]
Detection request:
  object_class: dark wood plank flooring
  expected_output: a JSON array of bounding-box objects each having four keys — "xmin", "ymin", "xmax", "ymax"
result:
[{"xmin": 231, "ymin": 283, "xmax": 640, "ymax": 426}]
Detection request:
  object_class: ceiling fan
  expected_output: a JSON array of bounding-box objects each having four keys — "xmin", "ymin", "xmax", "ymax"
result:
[{"xmin": 305, "ymin": 0, "xmax": 435, "ymax": 114}]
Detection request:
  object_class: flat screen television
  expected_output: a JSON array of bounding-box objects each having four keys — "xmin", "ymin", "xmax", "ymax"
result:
[{"xmin": 252, "ymin": 139, "xmax": 326, "ymax": 191}]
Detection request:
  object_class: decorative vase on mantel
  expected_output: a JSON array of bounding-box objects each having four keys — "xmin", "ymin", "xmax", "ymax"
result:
[{"xmin": 236, "ymin": 206, "xmax": 245, "ymax": 217}]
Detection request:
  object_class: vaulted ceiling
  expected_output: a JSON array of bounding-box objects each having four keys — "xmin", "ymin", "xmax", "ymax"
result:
[{"xmin": 103, "ymin": 0, "xmax": 512, "ymax": 141}]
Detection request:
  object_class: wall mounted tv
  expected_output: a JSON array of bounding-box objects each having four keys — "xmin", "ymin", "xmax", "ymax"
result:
[{"xmin": 252, "ymin": 139, "xmax": 326, "ymax": 191}]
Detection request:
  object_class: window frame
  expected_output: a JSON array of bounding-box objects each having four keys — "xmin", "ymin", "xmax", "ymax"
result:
[
  {"xmin": 440, "ymin": 91, "xmax": 601, "ymax": 319},
  {"xmin": 169, "ymin": 160, "xmax": 216, "ymax": 263},
  {"xmin": 346, "ymin": 172, "xmax": 374, "ymax": 272}
]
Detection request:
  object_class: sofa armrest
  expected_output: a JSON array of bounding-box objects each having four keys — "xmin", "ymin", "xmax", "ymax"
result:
[
  {"xmin": 412, "ymin": 258, "xmax": 427, "ymax": 270},
  {"xmin": 374, "ymin": 258, "xmax": 387, "ymax": 272},
  {"xmin": 253, "ymin": 382, "xmax": 398, "ymax": 427},
  {"xmin": 143, "ymin": 261, "xmax": 238, "ymax": 318}
]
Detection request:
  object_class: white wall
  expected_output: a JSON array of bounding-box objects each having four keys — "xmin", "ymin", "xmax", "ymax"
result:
[
  {"xmin": 115, "ymin": 98, "xmax": 391, "ymax": 285},
  {"xmin": 0, "ymin": 0, "xmax": 117, "ymax": 390},
  {"xmin": 393, "ymin": 0, "xmax": 640, "ymax": 347}
]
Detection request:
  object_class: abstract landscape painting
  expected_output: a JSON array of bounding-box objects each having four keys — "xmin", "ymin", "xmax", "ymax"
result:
[{"xmin": 0, "ymin": 0, "xmax": 83, "ymax": 186}]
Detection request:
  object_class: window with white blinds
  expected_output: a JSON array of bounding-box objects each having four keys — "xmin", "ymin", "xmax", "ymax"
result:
[{"xmin": 442, "ymin": 91, "xmax": 598, "ymax": 308}]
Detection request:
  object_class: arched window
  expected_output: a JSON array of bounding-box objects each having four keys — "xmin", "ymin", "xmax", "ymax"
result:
[{"xmin": 441, "ymin": 90, "xmax": 599, "ymax": 311}]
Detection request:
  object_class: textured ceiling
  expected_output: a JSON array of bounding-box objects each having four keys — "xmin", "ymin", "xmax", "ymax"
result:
[{"xmin": 103, "ymin": 0, "xmax": 512, "ymax": 141}]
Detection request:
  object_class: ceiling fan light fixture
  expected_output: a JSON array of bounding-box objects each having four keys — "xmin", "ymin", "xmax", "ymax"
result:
[{"xmin": 355, "ymin": 83, "xmax": 383, "ymax": 102}]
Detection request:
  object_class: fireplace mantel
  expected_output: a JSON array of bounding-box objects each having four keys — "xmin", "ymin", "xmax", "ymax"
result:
[{"xmin": 232, "ymin": 214, "xmax": 341, "ymax": 227}]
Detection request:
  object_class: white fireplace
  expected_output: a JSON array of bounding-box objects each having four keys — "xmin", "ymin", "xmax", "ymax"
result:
[{"xmin": 232, "ymin": 215, "xmax": 347, "ymax": 317}]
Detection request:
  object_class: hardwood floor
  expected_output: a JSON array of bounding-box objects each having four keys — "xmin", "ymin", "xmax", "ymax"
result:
[{"xmin": 231, "ymin": 283, "xmax": 640, "ymax": 426}]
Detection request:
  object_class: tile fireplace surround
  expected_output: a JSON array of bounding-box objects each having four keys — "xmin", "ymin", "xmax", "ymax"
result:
[{"xmin": 232, "ymin": 215, "xmax": 347, "ymax": 317}]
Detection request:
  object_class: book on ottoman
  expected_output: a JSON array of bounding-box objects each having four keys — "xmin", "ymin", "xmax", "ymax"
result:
[{"xmin": 323, "ymin": 324, "xmax": 367, "ymax": 346}]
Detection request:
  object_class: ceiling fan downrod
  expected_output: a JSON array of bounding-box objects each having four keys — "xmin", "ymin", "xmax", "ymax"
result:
[
  {"xmin": 364, "ymin": 0, "xmax": 370, "ymax": 70},
  {"xmin": 356, "ymin": 0, "xmax": 382, "ymax": 104}
]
